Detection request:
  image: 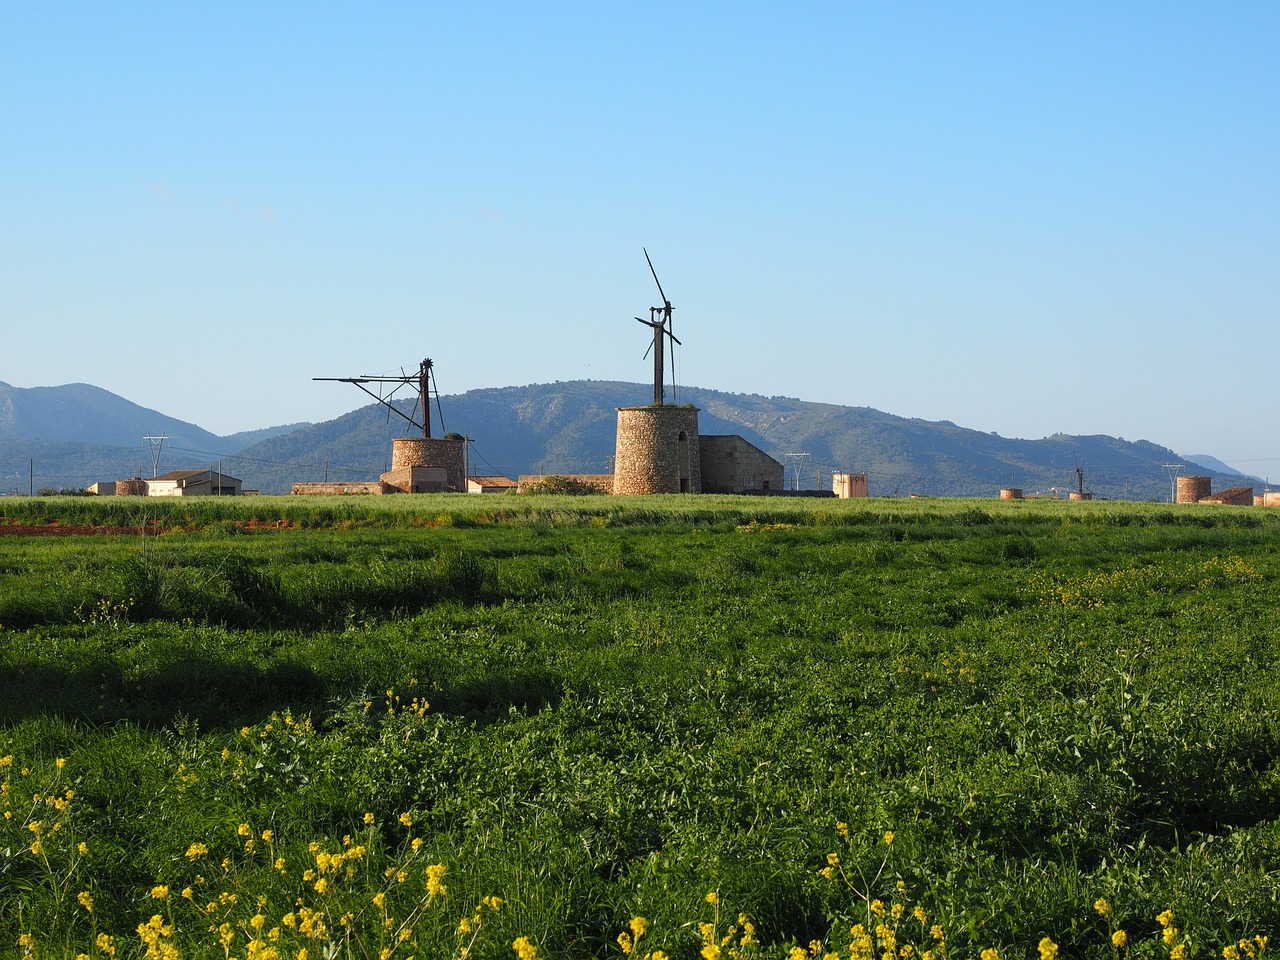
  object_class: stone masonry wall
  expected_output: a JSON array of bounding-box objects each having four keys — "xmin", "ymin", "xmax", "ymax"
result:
[
  {"xmin": 1176, "ymin": 476, "xmax": 1212, "ymax": 503},
  {"xmin": 700, "ymin": 435, "xmax": 784, "ymax": 494},
  {"xmin": 390, "ymin": 438, "xmax": 466, "ymax": 491},
  {"xmin": 292, "ymin": 482, "xmax": 388, "ymax": 495},
  {"xmin": 613, "ymin": 405, "xmax": 701, "ymax": 495}
]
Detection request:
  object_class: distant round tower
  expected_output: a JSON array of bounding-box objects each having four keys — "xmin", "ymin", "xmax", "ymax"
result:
[
  {"xmin": 1177, "ymin": 475, "xmax": 1211, "ymax": 504},
  {"xmin": 613, "ymin": 405, "xmax": 701, "ymax": 495},
  {"xmin": 388, "ymin": 437, "xmax": 466, "ymax": 492}
]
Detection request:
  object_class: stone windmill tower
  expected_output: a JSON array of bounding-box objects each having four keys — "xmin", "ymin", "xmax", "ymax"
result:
[
  {"xmin": 613, "ymin": 250, "xmax": 701, "ymax": 495},
  {"xmin": 316, "ymin": 358, "xmax": 466, "ymax": 492}
]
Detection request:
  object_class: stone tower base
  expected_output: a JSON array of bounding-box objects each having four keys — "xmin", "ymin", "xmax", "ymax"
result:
[
  {"xmin": 613, "ymin": 405, "xmax": 701, "ymax": 495},
  {"xmin": 387, "ymin": 437, "xmax": 466, "ymax": 492}
]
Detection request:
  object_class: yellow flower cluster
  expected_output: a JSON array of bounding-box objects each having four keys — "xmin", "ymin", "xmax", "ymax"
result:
[
  {"xmin": 137, "ymin": 915, "xmax": 178, "ymax": 960},
  {"xmin": 1157, "ymin": 908, "xmax": 1190, "ymax": 960},
  {"xmin": 1223, "ymin": 935, "xmax": 1269, "ymax": 960},
  {"xmin": 696, "ymin": 891, "xmax": 757, "ymax": 960},
  {"xmin": 617, "ymin": 915, "xmax": 670, "ymax": 960},
  {"xmin": 8, "ymin": 751, "xmax": 1280, "ymax": 959},
  {"xmin": 1027, "ymin": 554, "xmax": 1261, "ymax": 609}
]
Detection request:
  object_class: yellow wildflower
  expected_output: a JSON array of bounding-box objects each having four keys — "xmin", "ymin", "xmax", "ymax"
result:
[
  {"xmin": 1112, "ymin": 931, "xmax": 1127, "ymax": 948},
  {"xmin": 426, "ymin": 862, "xmax": 447, "ymax": 898},
  {"xmin": 1038, "ymin": 938, "xmax": 1058, "ymax": 960},
  {"xmin": 78, "ymin": 890, "xmax": 94, "ymax": 913}
]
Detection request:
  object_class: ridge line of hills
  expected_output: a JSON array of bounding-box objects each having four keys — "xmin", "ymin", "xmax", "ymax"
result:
[{"xmin": 0, "ymin": 379, "xmax": 1260, "ymax": 500}]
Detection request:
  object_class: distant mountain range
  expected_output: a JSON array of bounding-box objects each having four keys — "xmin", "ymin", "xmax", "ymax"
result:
[{"xmin": 0, "ymin": 379, "xmax": 1261, "ymax": 500}]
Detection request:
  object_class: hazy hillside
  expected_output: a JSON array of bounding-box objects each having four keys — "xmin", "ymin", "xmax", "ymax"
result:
[
  {"xmin": 0, "ymin": 379, "xmax": 1262, "ymax": 500},
  {"xmin": 0, "ymin": 381, "xmax": 231, "ymax": 450},
  {"xmin": 0, "ymin": 382, "xmax": 307, "ymax": 453},
  {"xmin": 0, "ymin": 382, "xmax": 309, "ymax": 492}
]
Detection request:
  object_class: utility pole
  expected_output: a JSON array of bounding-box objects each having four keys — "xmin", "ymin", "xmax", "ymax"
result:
[
  {"xmin": 1162, "ymin": 463, "xmax": 1184, "ymax": 504},
  {"xmin": 783, "ymin": 453, "xmax": 811, "ymax": 491},
  {"xmin": 144, "ymin": 435, "xmax": 169, "ymax": 478}
]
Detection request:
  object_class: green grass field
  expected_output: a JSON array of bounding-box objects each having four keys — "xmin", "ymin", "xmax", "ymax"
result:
[{"xmin": 2, "ymin": 495, "xmax": 1278, "ymax": 959}]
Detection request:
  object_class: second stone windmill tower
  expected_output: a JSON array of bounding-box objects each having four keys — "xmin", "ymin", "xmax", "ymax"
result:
[
  {"xmin": 613, "ymin": 249, "xmax": 702, "ymax": 495},
  {"xmin": 315, "ymin": 358, "xmax": 466, "ymax": 492}
]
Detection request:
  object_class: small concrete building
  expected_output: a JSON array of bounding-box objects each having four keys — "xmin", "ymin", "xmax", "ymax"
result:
[
  {"xmin": 698, "ymin": 435, "xmax": 783, "ymax": 494},
  {"xmin": 380, "ymin": 465, "xmax": 450, "ymax": 493},
  {"xmin": 87, "ymin": 481, "xmax": 117, "ymax": 496},
  {"xmin": 147, "ymin": 469, "xmax": 242, "ymax": 497},
  {"xmin": 467, "ymin": 475, "xmax": 518, "ymax": 494},
  {"xmin": 834, "ymin": 472, "xmax": 870, "ymax": 499}
]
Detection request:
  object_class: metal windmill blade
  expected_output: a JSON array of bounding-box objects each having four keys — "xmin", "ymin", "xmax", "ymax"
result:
[
  {"xmin": 643, "ymin": 247, "xmax": 670, "ymax": 312},
  {"xmin": 648, "ymin": 249, "xmax": 687, "ymax": 402},
  {"xmin": 638, "ymin": 319, "xmax": 655, "ymax": 359}
]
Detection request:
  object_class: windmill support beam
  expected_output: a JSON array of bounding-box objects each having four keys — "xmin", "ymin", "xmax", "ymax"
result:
[{"xmin": 314, "ymin": 358, "xmax": 442, "ymax": 438}]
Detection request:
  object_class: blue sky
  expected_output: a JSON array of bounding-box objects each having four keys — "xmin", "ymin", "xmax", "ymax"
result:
[{"xmin": 3, "ymin": 3, "xmax": 1277, "ymax": 469}]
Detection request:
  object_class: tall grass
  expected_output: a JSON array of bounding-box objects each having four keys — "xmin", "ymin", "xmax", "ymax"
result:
[{"xmin": 2, "ymin": 497, "xmax": 1279, "ymax": 957}]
